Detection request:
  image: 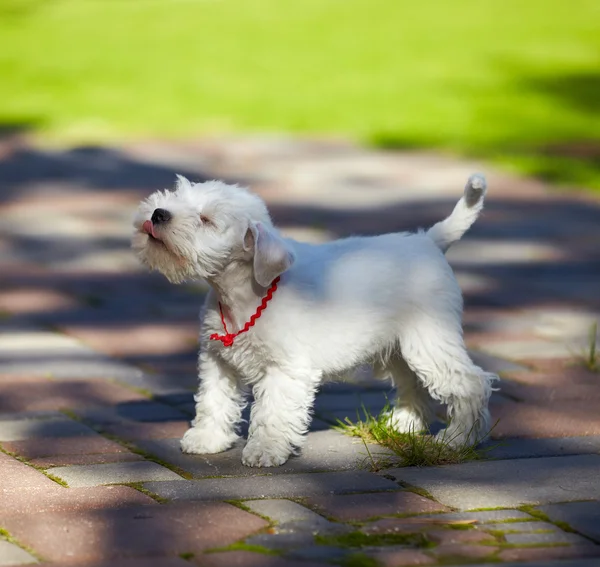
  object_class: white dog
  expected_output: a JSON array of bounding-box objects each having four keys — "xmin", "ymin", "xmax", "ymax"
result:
[{"xmin": 132, "ymin": 174, "xmax": 497, "ymax": 467}]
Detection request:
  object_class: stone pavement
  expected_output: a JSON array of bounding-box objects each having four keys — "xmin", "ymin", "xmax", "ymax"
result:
[{"xmin": 0, "ymin": 134, "xmax": 600, "ymax": 566}]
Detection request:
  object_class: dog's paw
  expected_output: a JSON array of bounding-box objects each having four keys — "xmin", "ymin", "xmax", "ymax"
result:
[
  {"xmin": 387, "ymin": 408, "xmax": 428, "ymax": 434},
  {"xmin": 180, "ymin": 427, "xmax": 236, "ymax": 454},
  {"xmin": 241, "ymin": 439, "xmax": 290, "ymax": 468}
]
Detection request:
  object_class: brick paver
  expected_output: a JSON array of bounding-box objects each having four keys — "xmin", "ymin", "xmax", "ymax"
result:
[{"xmin": 1, "ymin": 136, "xmax": 599, "ymax": 565}]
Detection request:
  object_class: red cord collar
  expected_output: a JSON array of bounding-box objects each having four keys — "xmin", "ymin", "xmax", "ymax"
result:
[{"xmin": 210, "ymin": 276, "xmax": 280, "ymax": 347}]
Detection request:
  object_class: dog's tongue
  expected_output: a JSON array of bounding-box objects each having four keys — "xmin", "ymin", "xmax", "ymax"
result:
[{"xmin": 142, "ymin": 220, "xmax": 158, "ymax": 239}]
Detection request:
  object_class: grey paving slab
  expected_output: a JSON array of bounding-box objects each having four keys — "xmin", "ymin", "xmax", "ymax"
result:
[
  {"xmin": 74, "ymin": 401, "xmax": 189, "ymax": 425},
  {"xmin": 144, "ymin": 471, "xmax": 398, "ymax": 501},
  {"xmin": 468, "ymin": 350, "xmax": 529, "ymax": 375},
  {"xmin": 136, "ymin": 430, "xmax": 388, "ymax": 478},
  {"xmin": 0, "ymin": 358, "xmax": 144, "ymax": 381},
  {"xmin": 48, "ymin": 460, "xmax": 183, "ymax": 487},
  {"xmin": 540, "ymin": 501, "xmax": 600, "ymax": 544},
  {"xmin": 245, "ymin": 532, "xmax": 316, "ymax": 550},
  {"xmin": 244, "ymin": 499, "xmax": 332, "ymax": 527},
  {"xmin": 485, "ymin": 436, "xmax": 600, "ymax": 460},
  {"xmin": 504, "ymin": 531, "xmax": 593, "ymax": 545},
  {"xmin": 0, "ymin": 539, "xmax": 38, "ymax": 565},
  {"xmin": 0, "ymin": 418, "xmax": 96, "ymax": 441},
  {"xmin": 418, "ymin": 510, "xmax": 535, "ymax": 523},
  {"xmin": 479, "ymin": 339, "xmax": 573, "ymax": 361},
  {"xmin": 483, "ymin": 521, "xmax": 559, "ymax": 533},
  {"xmin": 383, "ymin": 455, "xmax": 600, "ymax": 509},
  {"xmin": 313, "ymin": 391, "xmax": 392, "ymax": 413},
  {"xmin": 0, "ymin": 411, "xmax": 65, "ymax": 422}
]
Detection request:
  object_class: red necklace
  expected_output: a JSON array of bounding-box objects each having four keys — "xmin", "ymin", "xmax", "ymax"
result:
[{"xmin": 210, "ymin": 277, "xmax": 280, "ymax": 347}]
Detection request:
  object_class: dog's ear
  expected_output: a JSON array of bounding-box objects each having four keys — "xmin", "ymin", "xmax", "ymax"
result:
[{"xmin": 244, "ymin": 222, "xmax": 295, "ymax": 287}]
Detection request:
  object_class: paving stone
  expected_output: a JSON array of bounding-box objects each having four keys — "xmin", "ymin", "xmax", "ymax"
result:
[
  {"xmin": 540, "ymin": 501, "xmax": 600, "ymax": 543},
  {"xmin": 480, "ymin": 339, "xmax": 574, "ymax": 360},
  {"xmin": 383, "ymin": 455, "xmax": 600, "ymax": 509},
  {"xmin": 2, "ymin": 435, "xmax": 127, "ymax": 459},
  {"xmin": 491, "ymin": 400, "xmax": 600, "ymax": 438},
  {"xmin": 0, "ymin": 485, "xmax": 156, "ymax": 516},
  {"xmin": 426, "ymin": 529, "xmax": 495, "ymax": 545},
  {"xmin": 0, "ymin": 539, "xmax": 38, "ymax": 565},
  {"xmin": 200, "ymin": 551, "xmax": 331, "ymax": 567},
  {"xmin": 136, "ymin": 430, "xmax": 388, "ymax": 478},
  {"xmin": 360, "ymin": 517, "xmax": 448, "ymax": 534},
  {"xmin": 0, "ymin": 358, "xmax": 144, "ymax": 381},
  {"xmin": 0, "ymin": 378, "xmax": 148, "ymax": 413},
  {"xmin": 0, "ymin": 410, "xmax": 64, "ymax": 422},
  {"xmin": 486, "ymin": 436, "xmax": 600, "ymax": 459},
  {"xmin": 288, "ymin": 545, "xmax": 350, "ymax": 562},
  {"xmin": 498, "ymin": 546, "xmax": 600, "ymax": 563},
  {"xmin": 101, "ymin": 420, "xmax": 190, "ymax": 441},
  {"xmin": 313, "ymin": 390, "xmax": 392, "ymax": 412},
  {"xmin": 73, "ymin": 401, "xmax": 188, "ymax": 425},
  {"xmin": 0, "ymin": 418, "xmax": 96, "ymax": 441},
  {"xmin": 305, "ymin": 490, "xmax": 448, "ymax": 521},
  {"xmin": 48, "ymin": 460, "xmax": 183, "ymax": 487},
  {"xmin": 0, "ymin": 502, "xmax": 267, "ymax": 563},
  {"xmin": 144, "ymin": 470, "xmax": 398, "ymax": 501},
  {"xmin": 42, "ymin": 559, "xmax": 191, "ymax": 567},
  {"xmin": 0, "ymin": 450, "xmax": 62, "ymax": 493},
  {"xmin": 30, "ymin": 452, "xmax": 144, "ymax": 468},
  {"xmin": 415, "ymin": 510, "xmax": 534, "ymax": 523},
  {"xmin": 0, "ymin": 288, "xmax": 78, "ymax": 315},
  {"xmin": 483, "ymin": 521, "xmax": 559, "ymax": 532},
  {"xmin": 244, "ymin": 499, "xmax": 333, "ymax": 529},
  {"xmin": 368, "ymin": 548, "xmax": 436, "ymax": 566},
  {"xmin": 430, "ymin": 543, "xmax": 497, "ymax": 560},
  {"xmin": 504, "ymin": 531, "xmax": 592, "ymax": 545},
  {"xmin": 468, "ymin": 350, "xmax": 529, "ymax": 374},
  {"xmin": 245, "ymin": 531, "xmax": 316, "ymax": 550}
]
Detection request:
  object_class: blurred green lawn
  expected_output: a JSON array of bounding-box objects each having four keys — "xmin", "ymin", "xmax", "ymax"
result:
[{"xmin": 1, "ymin": 0, "xmax": 599, "ymax": 188}]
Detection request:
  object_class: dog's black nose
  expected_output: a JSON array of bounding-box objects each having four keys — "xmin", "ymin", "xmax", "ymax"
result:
[{"xmin": 151, "ymin": 208, "xmax": 172, "ymax": 225}]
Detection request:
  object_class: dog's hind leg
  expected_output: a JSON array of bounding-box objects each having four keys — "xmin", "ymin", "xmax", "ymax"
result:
[
  {"xmin": 181, "ymin": 349, "xmax": 246, "ymax": 455},
  {"xmin": 381, "ymin": 355, "xmax": 435, "ymax": 434},
  {"xmin": 398, "ymin": 314, "xmax": 497, "ymax": 446}
]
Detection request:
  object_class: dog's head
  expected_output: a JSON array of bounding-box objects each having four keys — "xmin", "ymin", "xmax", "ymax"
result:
[{"xmin": 132, "ymin": 176, "xmax": 295, "ymax": 285}]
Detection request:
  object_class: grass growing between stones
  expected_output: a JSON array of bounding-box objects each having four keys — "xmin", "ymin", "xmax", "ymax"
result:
[
  {"xmin": 316, "ymin": 531, "xmax": 433, "ymax": 549},
  {"xmin": 582, "ymin": 322, "xmax": 599, "ymax": 372},
  {"xmin": 0, "ymin": 445, "xmax": 69, "ymax": 487},
  {"xmin": 207, "ymin": 542, "xmax": 280, "ymax": 555},
  {"xmin": 0, "ymin": 527, "xmax": 42, "ymax": 561},
  {"xmin": 335, "ymin": 404, "xmax": 496, "ymax": 469}
]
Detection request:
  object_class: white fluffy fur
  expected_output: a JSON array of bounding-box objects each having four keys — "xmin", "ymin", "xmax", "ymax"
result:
[{"xmin": 132, "ymin": 174, "xmax": 498, "ymax": 467}]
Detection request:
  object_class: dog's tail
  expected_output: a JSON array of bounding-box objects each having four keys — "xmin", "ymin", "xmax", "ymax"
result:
[{"xmin": 426, "ymin": 174, "xmax": 487, "ymax": 252}]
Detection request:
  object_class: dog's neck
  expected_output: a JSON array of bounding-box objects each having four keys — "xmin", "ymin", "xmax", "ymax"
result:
[{"xmin": 207, "ymin": 261, "xmax": 266, "ymax": 330}]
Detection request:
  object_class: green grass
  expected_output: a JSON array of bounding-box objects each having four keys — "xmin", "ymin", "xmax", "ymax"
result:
[
  {"xmin": 583, "ymin": 322, "xmax": 599, "ymax": 371},
  {"xmin": 1, "ymin": 0, "xmax": 599, "ymax": 189},
  {"xmin": 316, "ymin": 530, "xmax": 432, "ymax": 549},
  {"xmin": 335, "ymin": 403, "xmax": 495, "ymax": 469}
]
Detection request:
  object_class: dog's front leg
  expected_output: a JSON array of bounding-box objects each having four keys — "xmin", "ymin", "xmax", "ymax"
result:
[
  {"xmin": 181, "ymin": 349, "xmax": 245, "ymax": 455},
  {"xmin": 242, "ymin": 366, "xmax": 316, "ymax": 467}
]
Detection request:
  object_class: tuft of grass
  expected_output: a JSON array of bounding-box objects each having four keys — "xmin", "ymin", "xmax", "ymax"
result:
[
  {"xmin": 179, "ymin": 552, "xmax": 194, "ymax": 560},
  {"xmin": 583, "ymin": 322, "xmax": 599, "ymax": 371},
  {"xmin": 335, "ymin": 403, "xmax": 497, "ymax": 469}
]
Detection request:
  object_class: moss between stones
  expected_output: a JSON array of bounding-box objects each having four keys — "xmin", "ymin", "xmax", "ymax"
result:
[
  {"xmin": 0, "ymin": 445, "xmax": 68, "ymax": 487},
  {"xmin": 207, "ymin": 542, "xmax": 280, "ymax": 555},
  {"xmin": 316, "ymin": 531, "xmax": 433, "ymax": 549},
  {"xmin": 339, "ymin": 552, "xmax": 380, "ymax": 567},
  {"xmin": 179, "ymin": 552, "xmax": 195, "ymax": 560},
  {"xmin": 125, "ymin": 482, "xmax": 168, "ymax": 504},
  {"xmin": 0, "ymin": 527, "xmax": 43, "ymax": 561},
  {"xmin": 518, "ymin": 505, "xmax": 577, "ymax": 533}
]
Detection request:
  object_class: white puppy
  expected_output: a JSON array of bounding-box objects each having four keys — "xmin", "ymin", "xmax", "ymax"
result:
[{"xmin": 132, "ymin": 174, "xmax": 497, "ymax": 467}]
